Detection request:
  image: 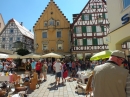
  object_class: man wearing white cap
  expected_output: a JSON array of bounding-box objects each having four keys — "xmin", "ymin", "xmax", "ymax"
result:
[{"xmin": 92, "ymin": 50, "xmax": 130, "ymax": 97}]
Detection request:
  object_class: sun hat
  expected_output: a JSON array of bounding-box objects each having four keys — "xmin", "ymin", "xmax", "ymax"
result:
[{"xmin": 111, "ymin": 50, "xmax": 125, "ymax": 59}]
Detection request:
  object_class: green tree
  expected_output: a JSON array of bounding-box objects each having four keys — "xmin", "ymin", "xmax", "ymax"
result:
[{"xmin": 15, "ymin": 48, "xmax": 30, "ymax": 56}]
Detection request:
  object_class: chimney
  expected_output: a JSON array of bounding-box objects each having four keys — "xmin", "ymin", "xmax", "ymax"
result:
[{"xmin": 20, "ymin": 22, "xmax": 23, "ymax": 26}]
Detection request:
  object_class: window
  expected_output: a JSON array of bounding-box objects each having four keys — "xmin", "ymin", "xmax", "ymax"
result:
[
  {"xmin": 0, "ymin": 23, "xmax": 1, "ymax": 28},
  {"xmin": 10, "ymin": 29, "xmax": 13, "ymax": 33},
  {"xmin": 43, "ymin": 44, "xmax": 48, "ymax": 50},
  {"xmin": 87, "ymin": 38, "xmax": 92, "ymax": 45},
  {"xmin": 57, "ymin": 31, "xmax": 61, "ymax": 38},
  {"xmin": 82, "ymin": 14, "xmax": 92, "ymax": 20},
  {"xmin": 56, "ymin": 21, "xmax": 60, "ymax": 26},
  {"xmin": 44, "ymin": 22, "xmax": 47, "ymax": 27},
  {"xmin": 42, "ymin": 32, "xmax": 47, "ymax": 38},
  {"xmin": 1, "ymin": 44, "xmax": 5, "ymax": 48},
  {"xmin": 98, "ymin": 38, "xmax": 103, "ymax": 45},
  {"xmin": 87, "ymin": 26, "xmax": 92, "ymax": 32},
  {"xmin": 84, "ymin": 14, "xmax": 89, "ymax": 20},
  {"xmin": 77, "ymin": 39, "xmax": 83, "ymax": 45},
  {"xmin": 2, "ymin": 38, "xmax": 5, "ymax": 41},
  {"xmin": 17, "ymin": 37, "xmax": 20, "ymax": 41},
  {"xmin": 57, "ymin": 43, "xmax": 63, "ymax": 50},
  {"xmin": 123, "ymin": 0, "xmax": 130, "ymax": 8},
  {"xmin": 48, "ymin": 18, "xmax": 55, "ymax": 26},
  {"xmin": 11, "ymin": 23, "xmax": 13, "ymax": 26},
  {"xmin": 10, "ymin": 37, "xmax": 13, "ymax": 41},
  {"xmin": 96, "ymin": 26, "xmax": 101, "ymax": 32},
  {"xmin": 76, "ymin": 26, "xmax": 81, "ymax": 34},
  {"xmin": 9, "ymin": 44, "xmax": 12, "ymax": 49}
]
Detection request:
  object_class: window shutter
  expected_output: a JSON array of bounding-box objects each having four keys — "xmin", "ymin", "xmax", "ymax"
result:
[
  {"xmin": 75, "ymin": 39, "xmax": 77, "ymax": 46},
  {"xmin": 83, "ymin": 39, "xmax": 87, "ymax": 46},
  {"xmin": 82, "ymin": 26, "xmax": 86, "ymax": 33},
  {"xmin": 89, "ymin": 14, "xmax": 92, "ymax": 20},
  {"xmin": 99, "ymin": 5, "xmax": 102, "ymax": 8},
  {"xmin": 74, "ymin": 26, "xmax": 76, "ymax": 33},
  {"xmin": 102, "ymin": 13, "xmax": 106, "ymax": 19},
  {"xmin": 93, "ymin": 38, "xmax": 98, "ymax": 45},
  {"xmin": 82, "ymin": 15, "xmax": 84, "ymax": 21},
  {"xmin": 101, "ymin": 26, "xmax": 104, "ymax": 32},
  {"xmin": 92, "ymin": 26, "xmax": 96, "ymax": 33},
  {"xmin": 92, "ymin": 5, "xmax": 94, "ymax": 9}
]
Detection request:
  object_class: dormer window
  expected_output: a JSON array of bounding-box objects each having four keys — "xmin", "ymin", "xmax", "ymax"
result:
[
  {"xmin": 48, "ymin": 18, "xmax": 55, "ymax": 26},
  {"xmin": 56, "ymin": 21, "xmax": 60, "ymax": 26},
  {"xmin": 44, "ymin": 22, "xmax": 47, "ymax": 27}
]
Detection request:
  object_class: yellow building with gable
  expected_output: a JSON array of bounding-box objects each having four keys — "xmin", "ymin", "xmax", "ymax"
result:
[{"xmin": 33, "ymin": 0, "xmax": 70, "ymax": 55}]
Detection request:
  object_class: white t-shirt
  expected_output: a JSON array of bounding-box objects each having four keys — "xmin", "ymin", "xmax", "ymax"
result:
[
  {"xmin": 4, "ymin": 64, "xmax": 8, "ymax": 71},
  {"xmin": 54, "ymin": 62, "xmax": 62, "ymax": 72},
  {"xmin": 48, "ymin": 62, "xmax": 52, "ymax": 66}
]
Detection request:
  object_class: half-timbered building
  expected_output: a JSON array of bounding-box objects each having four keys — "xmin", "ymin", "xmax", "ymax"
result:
[
  {"xmin": 71, "ymin": 0, "xmax": 109, "ymax": 59},
  {"xmin": 0, "ymin": 18, "xmax": 34, "ymax": 52}
]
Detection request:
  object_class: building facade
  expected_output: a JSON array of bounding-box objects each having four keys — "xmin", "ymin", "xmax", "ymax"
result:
[
  {"xmin": 33, "ymin": 0, "xmax": 70, "ymax": 55},
  {"xmin": 0, "ymin": 14, "xmax": 5, "ymax": 33},
  {"xmin": 0, "ymin": 18, "xmax": 34, "ymax": 52},
  {"xmin": 106, "ymin": 0, "xmax": 130, "ymax": 54},
  {"xmin": 71, "ymin": 0, "xmax": 109, "ymax": 59}
]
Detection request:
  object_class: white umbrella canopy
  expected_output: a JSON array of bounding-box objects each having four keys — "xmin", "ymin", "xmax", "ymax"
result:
[
  {"xmin": 20, "ymin": 53, "xmax": 41, "ymax": 59},
  {"xmin": 0, "ymin": 53, "xmax": 9, "ymax": 58},
  {"xmin": 8, "ymin": 53, "xmax": 21, "ymax": 59},
  {"xmin": 41, "ymin": 52, "xmax": 64, "ymax": 58}
]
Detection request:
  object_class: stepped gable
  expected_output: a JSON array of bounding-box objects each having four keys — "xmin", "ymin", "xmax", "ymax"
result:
[
  {"xmin": 33, "ymin": 0, "xmax": 70, "ymax": 28},
  {"xmin": 72, "ymin": 0, "xmax": 106, "ymax": 27}
]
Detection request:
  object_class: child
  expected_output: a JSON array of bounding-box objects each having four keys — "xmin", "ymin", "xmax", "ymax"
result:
[{"xmin": 63, "ymin": 69, "xmax": 68, "ymax": 82}]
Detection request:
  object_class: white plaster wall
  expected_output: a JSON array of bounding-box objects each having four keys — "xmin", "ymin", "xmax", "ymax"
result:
[{"xmin": 106, "ymin": 0, "xmax": 130, "ymax": 32}]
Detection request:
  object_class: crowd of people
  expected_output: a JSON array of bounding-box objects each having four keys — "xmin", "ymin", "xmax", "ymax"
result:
[{"xmin": 0, "ymin": 60, "xmax": 16, "ymax": 73}]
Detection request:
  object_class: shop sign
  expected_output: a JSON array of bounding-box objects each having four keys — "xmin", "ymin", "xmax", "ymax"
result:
[{"xmin": 121, "ymin": 13, "xmax": 130, "ymax": 24}]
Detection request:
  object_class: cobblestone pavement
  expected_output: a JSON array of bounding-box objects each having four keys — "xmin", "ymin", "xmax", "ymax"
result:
[{"xmin": 27, "ymin": 74, "xmax": 88, "ymax": 97}]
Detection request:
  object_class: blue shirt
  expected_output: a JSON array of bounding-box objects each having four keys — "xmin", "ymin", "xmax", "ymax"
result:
[
  {"xmin": 31, "ymin": 62, "xmax": 36, "ymax": 69},
  {"xmin": 68, "ymin": 62, "xmax": 72, "ymax": 67}
]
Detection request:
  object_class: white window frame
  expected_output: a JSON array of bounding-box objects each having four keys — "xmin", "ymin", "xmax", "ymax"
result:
[
  {"xmin": 87, "ymin": 26, "xmax": 92, "ymax": 32},
  {"xmin": 17, "ymin": 37, "xmax": 20, "ymax": 41},
  {"xmin": 84, "ymin": 14, "xmax": 89, "ymax": 20},
  {"xmin": 96, "ymin": 26, "xmax": 101, "ymax": 32},
  {"xmin": 44, "ymin": 22, "xmax": 47, "ymax": 27},
  {"xmin": 42, "ymin": 44, "xmax": 48, "ymax": 50},
  {"xmin": 1, "ymin": 44, "xmax": 5, "ymax": 49},
  {"xmin": 123, "ymin": 0, "xmax": 130, "ymax": 9},
  {"xmin": 77, "ymin": 39, "xmax": 83, "ymax": 46},
  {"xmin": 42, "ymin": 32, "xmax": 47, "ymax": 38},
  {"xmin": 56, "ymin": 21, "xmax": 60, "ymax": 26},
  {"xmin": 57, "ymin": 43, "xmax": 63, "ymax": 50},
  {"xmin": 10, "ymin": 37, "xmax": 13, "ymax": 41},
  {"xmin": 98, "ymin": 38, "xmax": 103, "ymax": 45},
  {"xmin": 76, "ymin": 26, "xmax": 81, "ymax": 34},
  {"xmin": 57, "ymin": 31, "xmax": 61, "ymax": 38},
  {"xmin": 48, "ymin": 19, "xmax": 55, "ymax": 26},
  {"xmin": 87, "ymin": 38, "xmax": 92, "ymax": 45}
]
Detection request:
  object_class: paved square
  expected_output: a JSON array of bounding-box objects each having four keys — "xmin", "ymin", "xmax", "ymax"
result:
[{"xmin": 27, "ymin": 74, "xmax": 88, "ymax": 97}]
